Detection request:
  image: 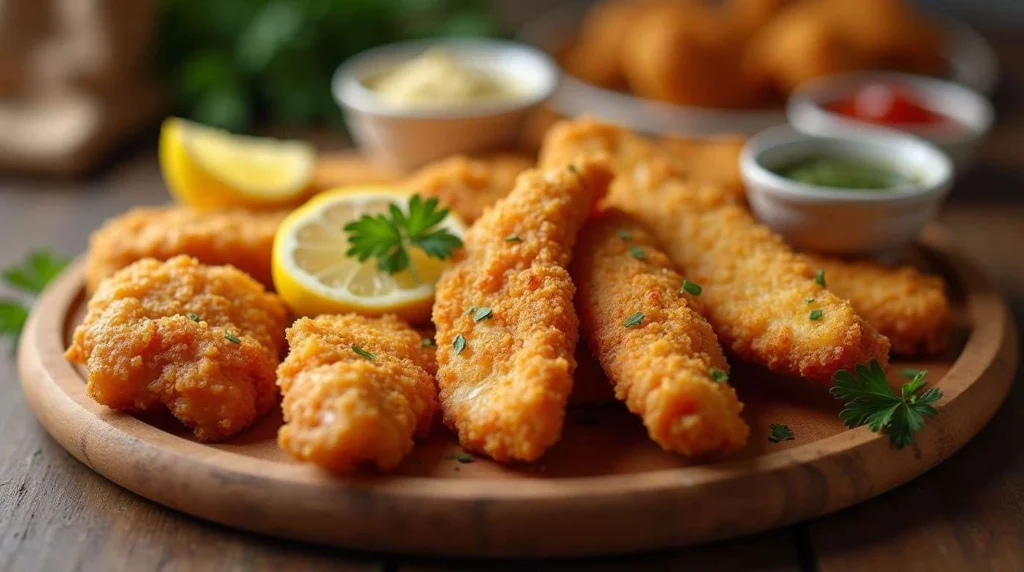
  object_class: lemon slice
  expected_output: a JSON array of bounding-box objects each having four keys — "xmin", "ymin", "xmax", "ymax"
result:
[
  {"xmin": 159, "ymin": 117, "xmax": 316, "ymax": 210},
  {"xmin": 273, "ymin": 186, "xmax": 466, "ymax": 323}
]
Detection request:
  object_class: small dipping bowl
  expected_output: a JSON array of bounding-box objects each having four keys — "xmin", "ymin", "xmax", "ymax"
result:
[
  {"xmin": 740, "ymin": 127, "xmax": 953, "ymax": 256},
  {"xmin": 333, "ymin": 38, "xmax": 557, "ymax": 171},
  {"xmin": 788, "ymin": 72, "xmax": 993, "ymax": 170}
]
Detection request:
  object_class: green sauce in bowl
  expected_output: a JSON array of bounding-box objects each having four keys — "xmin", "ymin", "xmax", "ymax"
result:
[{"xmin": 773, "ymin": 158, "xmax": 917, "ymax": 190}]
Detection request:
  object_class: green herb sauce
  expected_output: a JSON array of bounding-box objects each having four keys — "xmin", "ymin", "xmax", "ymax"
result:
[{"xmin": 774, "ymin": 158, "xmax": 916, "ymax": 190}]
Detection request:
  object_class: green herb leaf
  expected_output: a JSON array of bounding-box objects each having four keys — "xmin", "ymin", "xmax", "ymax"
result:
[
  {"xmin": 421, "ymin": 337, "xmax": 435, "ymax": 348},
  {"xmin": 466, "ymin": 306, "xmax": 476, "ymax": 315},
  {"xmin": 225, "ymin": 332, "xmax": 241, "ymax": 344},
  {"xmin": 445, "ymin": 453, "xmax": 475, "ymax": 463},
  {"xmin": 809, "ymin": 309, "xmax": 823, "ymax": 321},
  {"xmin": 709, "ymin": 368, "xmax": 729, "ymax": 383},
  {"xmin": 769, "ymin": 423, "xmax": 794, "ymax": 443},
  {"xmin": 679, "ymin": 280, "xmax": 702, "ymax": 296},
  {"xmin": 899, "ymin": 368, "xmax": 925, "ymax": 379},
  {"xmin": 344, "ymin": 195, "xmax": 462, "ymax": 283},
  {"xmin": 453, "ymin": 334, "xmax": 467, "ymax": 355},
  {"xmin": 0, "ymin": 301, "xmax": 29, "ymax": 337},
  {"xmin": 568, "ymin": 164, "xmax": 579, "ymax": 175},
  {"xmin": 188, "ymin": 313, "xmax": 201, "ymax": 322},
  {"xmin": 2, "ymin": 249, "xmax": 69, "ymax": 295},
  {"xmin": 473, "ymin": 307, "xmax": 493, "ymax": 322},
  {"xmin": 629, "ymin": 246, "xmax": 645, "ymax": 260},
  {"xmin": 504, "ymin": 235, "xmax": 522, "ymax": 243},
  {"xmin": 617, "ymin": 230, "xmax": 632, "ymax": 242},
  {"xmin": 814, "ymin": 269, "xmax": 826, "ymax": 288},
  {"xmin": 804, "ymin": 297, "xmax": 815, "ymax": 305},
  {"xmin": 623, "ymin": 311, "xmax": 644, "ymax": 328},
  {"xmin": 830, "ymin": 360, "xmax": 942, "ymax": 448},
  {"xmin": 352, "ymin": 345, "xmax": 375, "ymax": 360}
]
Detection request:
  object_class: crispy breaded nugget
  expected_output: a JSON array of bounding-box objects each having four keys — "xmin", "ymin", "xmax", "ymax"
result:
[
  {"xmin": 559, "ymin": 0, "xmax": 659, "ymax": 89},
  {"xmin": 572, "ymin": 211, "xmax": 749, "ymax": 454},
  {"xmin": 65, "ymin": 256, "xmax": 289, "ymax": 441},
  {"xmin": 86, "ymin": 206, "xmax": 286, "ymax": 292},
  {"xmin": 403, "ymin": 153, "xmax": 534, "ymax": 223},
  {"xmin": 432, "ymin": 158, "xmax": 613, "ymax": 462},
  {"xmin": 276, "ymin": 314, "xmax": 437, "ymax": 473},
  {"xmin": 807, "ymin": 255, "xmax": 951, "ymax": 356},
  {"xmin": 541, "ymin": 119, "xmax": 889, "ymax": 383}
]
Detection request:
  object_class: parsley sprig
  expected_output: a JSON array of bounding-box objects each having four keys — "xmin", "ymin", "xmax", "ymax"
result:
[
  {"xmin": 344, "ymin": 195, "xmax": 463, "ymax": 285},
  {"xmin": 830, "ymin": 360, "xmax": 942, "ymax": 448},
  {"xmin": 1, "ymin": 250, "xmax": 69, "ymax": 347}
]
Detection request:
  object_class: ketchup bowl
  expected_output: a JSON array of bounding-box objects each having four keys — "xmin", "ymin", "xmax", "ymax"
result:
[{"xmin": 787, "ymin": 72, "xmax": 992, "ymax": 170}]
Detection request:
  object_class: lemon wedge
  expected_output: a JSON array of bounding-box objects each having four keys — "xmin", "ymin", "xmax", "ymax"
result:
[
  {"xmin": 159, "ymin": 117, "xmax": 316, "ymax": 210},
  {"xmin": 273, "ymin": 186, "xmax": 466, "ymax": 323}
]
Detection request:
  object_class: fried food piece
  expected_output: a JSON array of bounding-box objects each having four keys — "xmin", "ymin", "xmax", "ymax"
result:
[
  {"xmin": 559, "ymin": 0, "xmax": 657, "ymax": 89},
  {"xmin": 311, "ymin": 151, "xmax": 401, "ymax": 192},
  {"xmin": 541, "ymin": 119, "xmax": 889, "ymax": 383},
  {"xmin": 65, "ymin": 256, "xmax": 289, "ymax": 442},
  {"xmin": 726, "ymin": 0, "xmax": 792, "ymax": 38},
  {"xmin": 817, "ymin": 0, "xmax": 943, "ymax": 74},
  {"xmin": 659, "ymin": 136, "xmax": 746, "ymax": 201},
  {"xmin": 572, "ymin": 211, "xmax": 749, "ymax": 454},
  {"xmin": 432, "ymin": 158, "xmax": 613, "ymax": 462},
  {"xmin": 276, "ymin": 314, "xmax": 437, "ymax": 473},
  {"xmin": 86, "ymin": 206, "xmax": 286, "ymax": 293},
  {"xmin": 807, "ymin": 255, "xmax": 951, "ymax": 356},
  {"xmin": 403, "ymin": 153, "xmax": 534, "ymax": 223}
]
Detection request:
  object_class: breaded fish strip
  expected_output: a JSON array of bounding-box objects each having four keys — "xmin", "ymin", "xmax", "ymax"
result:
[
  {"xmin": 572, "ymin": 211, "xmax": 749, "ymax": 454},
  {"xmin": 277, "ymin": 314, "xmax": 438, "ymax": 473},
  {"xmin": 66, "ymin": 256, "xmax": 289, "ymax": 441},
  {"xmin": 807, "ymin": 255, "xmax": 952, "ymax": 355},
  {"xmin": 403, "ymin": 153, "xmax": 534, "ymax": 223},
  {"xmin": 432, "ymin": 158, "xmax": 613, "ymax": 462},
  {"xmin": 541, "ymin": 119, "xmax": 889, "ymax": 382},
  {"xmin": 85, "ymin": 206, "xmax": 286, "ymax": 292}
]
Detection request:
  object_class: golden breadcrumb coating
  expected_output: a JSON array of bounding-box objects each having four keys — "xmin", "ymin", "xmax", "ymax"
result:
[
  {"xmin": 658, "ymin": 135, "xmax": 746, "ymax": 202},
  {"xmin": 85, "ymin": 206, "xmax": 286, "ymax": 293},
  {"xmin": 432, "ymin": 158, "xmax": 613, "ymax": 462},
  {"xmin": 277, "ymin": 314, "xmax": 438, "ymax": 473},
  {"xmin": 403, "ymin": 153, "xmax": 534, "ymax": 223},
  {"xmin": 311, "ymin": 151, "xmax": 401, "ymax": 192},
  {"xmin": 65, "ymin": 256, "xmax": 289, "ymax": 441},
  {"xmin": 807, "ymin": 255, "xmax": 952, "ymax": 356},
  {"xmin": 541, "ymin": 119, "xmax": 889, "ymax": 383},
  {"xmin": 572, "ymin": 211, "xmax": 749, "ymax": 454}
]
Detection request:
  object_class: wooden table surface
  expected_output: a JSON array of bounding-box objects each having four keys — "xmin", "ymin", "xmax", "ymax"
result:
[{"xmin": 3, "ymin": 32, "xmax": 1024, "ymax": 572}]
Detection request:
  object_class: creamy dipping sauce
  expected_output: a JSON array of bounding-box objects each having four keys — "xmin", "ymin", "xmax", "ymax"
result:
[
  {"xmin": 366, "ymin": 49, "xmax": 517, "ymax": 107},
  {"xmin": 773, "ymin": 157, "xmax": 918, "ymax": 190}
]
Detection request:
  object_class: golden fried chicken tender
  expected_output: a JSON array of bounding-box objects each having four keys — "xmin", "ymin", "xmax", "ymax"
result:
[
  {"xmin": 659, "ymin": 136, "xmax": 746, "ymax": 202},
  {"xmin": 276, "ymin": 314, "xmax": 438, "ymax": 473},
  {"xmin": 65, "ymin": 255, "xmax": 289, "ymax": 442},
  {"xmin": 542, "ymin": 119, "xmax": 889, "ymax": 383},
  {"xmin": 403, "ymin": 153, "xmax": 534, "ymax": 223},
  {"xmin": 432, "ymin": 158, "xmax": 613, "ymax": 462},
  {"xmin": 86, "ymin": 206, "xmax": 286, "ymax": 293},
  {"xmin": 572, "ymin": 211, "xmax": 749, "ymax": 454},
  {"xmin": 807, "ymin": 255, "xmax": 951, "ymax": 356},
  {"xmin": 559, "ymin": 0, "xmax": 659, "ymax": 89}
]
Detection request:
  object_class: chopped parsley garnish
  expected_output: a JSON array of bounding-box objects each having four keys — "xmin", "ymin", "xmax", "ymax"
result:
[
  {"xmin": 421, "ymin": 337, "xmax": 435, "ymax": 348},
  {"xmin": 472, "ymin": 307, "xmax": 493, "ymax": 322},
  {"xmin": 504, "ymin": 235, "xmax": 522, "ymax": 243},
  {"xmin": 225, "ymin": 332, "xmax": 241, "ymax": 344},
  {"xmin": 344, "ymin": 194, "xmax": 463, "ymax": 285},
  {"xmin": 679, "ymin": 280, "xmax": 702, "ymax": 296},
  {"xmin": 568, "ymin": 164, "xmax": 579, "ymax": 175},
  {"xmin": 445, "ymin": 453, "xmax": 475, "ymax": 463},
  {"xmin": 899, "ymin": 368, "xmax": 924, "ymax": 379},
  {"xmin": 814, "ymin": 269, "xmax": 826, "ymax": 288},
  {"xmin": 453, "ymin": 334, "xmax": 467, "ymax": 355},
  {"xmin": 623, "ymin": 311, "xmax": 644, "ymax": 328},
  {"xmin": 1, "ymin": 249, "xmax": 68, "ymax": 347},
  {"xmin": 830, "ymin": 360, "xmax": 942, "ymax": 448},
  {"xmin": 465, "ymin": 306, "xmax": 476, "ymax": 315},
  {"xmin": 629, "ymin": 246, "xmax": 645, "ymax": 260},
  {"xmin": 769, "ymin": 423, "xmax": 794, "ymax": 443},
  {"xmin": 709, "ymin": 368, "xmax": 729, "ymax": 383},
  {"xmin": 188, "ymin": 313, "xmax": 201, "ymax": 322},
  {"xmin": 352, "ymin": 345, "xmax": 375, "ymax": 360},
  {"xmin": 617, "ymin": 230, "xmax": 632, "ymax": 241},
  {"xmin": 804, "ymin": 297, "xmax": 815, "ymax": 305},
  {"xmin": 809, "ymin": 309, "xmax": 823, "ymax": 321}
]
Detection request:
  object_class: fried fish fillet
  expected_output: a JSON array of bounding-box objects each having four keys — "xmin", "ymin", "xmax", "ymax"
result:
[
  {"xmin": 807, "ymin": 255, "xmax": 952, "ymax": 355},
  {"xmin": 541, "ymin": 119, "xmax": 889, "ymax": 382},
  {"xmin": 276, "ymin": 314, "xmax": 438, "ymax": 473},
  {"xmin": 403, "ymin": 153, "xmax": 534, "ymax": 223},
  {"xmin": 432, "ymin": 158, "xmax": 613, "ymax": 462},
  {"xmin": 572, "ymin": 211, "xmax": 749, "ymax": 454},
  {"xmin": 65, "ymin": 256, "xmax": 289, "ymax": 442},
  {"xmin": 86, "ymin": 206, "xmax": 286, "ymax": 292}
]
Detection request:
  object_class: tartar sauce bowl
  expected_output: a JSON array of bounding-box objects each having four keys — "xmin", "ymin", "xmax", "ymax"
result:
[
  {"xmin": 740, "ymin": 127, "xmax": 954, "ymax": 256},
  {"xmin": 333, "ymin": 38, "xmax": 557, "ymax": 171},
  {"xmin": 788, "ymin": 72, "xmax": 992, "ymax": 170}
]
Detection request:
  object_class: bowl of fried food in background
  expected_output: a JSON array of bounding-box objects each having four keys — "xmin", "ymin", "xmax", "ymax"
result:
[{"xmin": 518, "ymin": 0, "xmax": 998, "ymax": 137}]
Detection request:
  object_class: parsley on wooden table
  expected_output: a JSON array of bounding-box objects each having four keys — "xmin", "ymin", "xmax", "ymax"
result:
[
  {"xmin": 0, "ymin": 249, "xmax": 69, "ymax": 347},
  {"xmin": 830, "ymin": 360, "xmax": 942, "ymax": 448},
  {"xmin": 344, "ymin": 195, "xmax": 462, "ymax": 285},
  {"xmin": 769, "ymin": 423, "xmax": 794, "ymax": 443}
]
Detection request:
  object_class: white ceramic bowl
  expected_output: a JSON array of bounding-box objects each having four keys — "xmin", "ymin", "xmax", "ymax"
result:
[
  {"xmin": 740, "ymin": 127, "xmax": 954, "ymax": 256},
  {"xmin": 788, "ymin": 72, "xmax": 993, "ymax": 170},
  {"xmin": 333, "ymin": 39, "xmax": 558, "ymax": 171}
]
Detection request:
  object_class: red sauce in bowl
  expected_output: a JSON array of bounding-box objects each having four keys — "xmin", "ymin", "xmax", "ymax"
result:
[{"xmin": 827, "ymin": 84, "xmax": 947, "ymax": 126}]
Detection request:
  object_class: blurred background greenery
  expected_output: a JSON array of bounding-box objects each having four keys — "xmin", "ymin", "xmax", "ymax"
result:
[{"xmin": 157, "ymin": 0, "xmax": 505, "ymax": 132}]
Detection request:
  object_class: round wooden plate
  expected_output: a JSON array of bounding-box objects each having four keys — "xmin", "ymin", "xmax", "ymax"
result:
[{"xmin": 18, "ymin": 227, "xmax": 1018, "ymax": 558}]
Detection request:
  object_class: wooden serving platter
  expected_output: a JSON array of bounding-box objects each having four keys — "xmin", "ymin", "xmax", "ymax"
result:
[{"xmin": 17, "ymin": 227, "xmax": 1018, "ymax": 558}]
